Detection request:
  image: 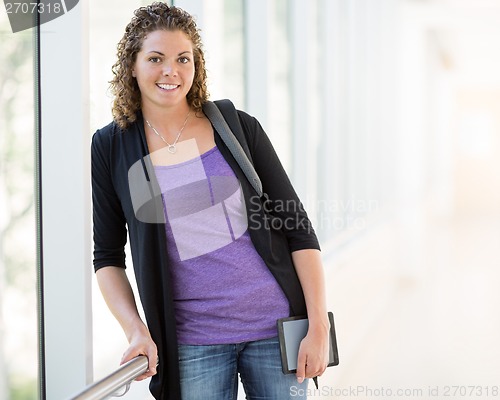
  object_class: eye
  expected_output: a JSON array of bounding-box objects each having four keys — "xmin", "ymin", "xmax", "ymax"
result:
[
  {"xmin": 178, "ymin": 56, "xmax": 190, "ymax": 64},
  {"xmin": 149, "ymin": 57, "xmax": 161, "ymax": 63}
]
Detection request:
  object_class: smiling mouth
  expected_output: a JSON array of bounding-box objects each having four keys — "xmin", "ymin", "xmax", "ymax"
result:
[{"xmin": 156, "ymin": 83, "xmax": 179, "ymax": 91}]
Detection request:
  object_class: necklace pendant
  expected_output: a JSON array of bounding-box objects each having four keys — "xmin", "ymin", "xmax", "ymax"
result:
[{"xmin": 145, "ymin": 110, "xmax": 191, "ymax": 156}]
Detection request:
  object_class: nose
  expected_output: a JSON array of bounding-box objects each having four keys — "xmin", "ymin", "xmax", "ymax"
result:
[{"xmin": 163, "ymin": 63, "xmax": 176, "ymax": 76}]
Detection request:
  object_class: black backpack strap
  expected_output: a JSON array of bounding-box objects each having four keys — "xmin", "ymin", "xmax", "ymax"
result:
[
  {"xmin": 202, "ymin": 100, "xmax": 264, "ymax": 198},
  {"xmin": 213, "ymin": 99, "xmax": 254, "ymax": 163}
]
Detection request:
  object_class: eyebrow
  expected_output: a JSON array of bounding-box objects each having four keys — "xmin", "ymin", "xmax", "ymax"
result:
[{"xmin": 146, "ymin": 50, "xmax": 192, "ymax": 56}]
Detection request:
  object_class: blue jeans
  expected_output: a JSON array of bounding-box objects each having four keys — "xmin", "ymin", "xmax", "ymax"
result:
[{"xmin": 178, "ymin": 336, "xmax": 308, "ymax": 400}]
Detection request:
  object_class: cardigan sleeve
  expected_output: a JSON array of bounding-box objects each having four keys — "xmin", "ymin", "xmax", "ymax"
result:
[
  {"xmin": 237, "ymin": 111, "xmax": 321, "ymax": 252},
  {"xmin": 91, "ymin": 127, "xmax": 128, "ymax": 271}
]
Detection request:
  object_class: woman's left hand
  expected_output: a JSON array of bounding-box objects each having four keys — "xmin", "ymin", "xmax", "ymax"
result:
[
  {"xmin": 296, "ymin": 324, "xmax": 330, "ymax": 384},
  {"xmin": 291, "ymin": 249, "xmax": 331, "ymax": 384}
]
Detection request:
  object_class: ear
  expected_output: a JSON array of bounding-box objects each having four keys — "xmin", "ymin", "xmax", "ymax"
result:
[{"xmin": 132, "ymin": 70, "xmax": 136, "ymax": 78}]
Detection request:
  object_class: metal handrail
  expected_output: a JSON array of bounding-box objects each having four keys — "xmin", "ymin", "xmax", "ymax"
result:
[{"xmin": 67, "ymin": 356, "xmax": 150, "ymax": 400}]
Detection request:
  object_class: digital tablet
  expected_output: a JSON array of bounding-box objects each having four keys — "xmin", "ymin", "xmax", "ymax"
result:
[{"xmin": 277, "ymin": 311, "xmax": 339, "ymax": 374}]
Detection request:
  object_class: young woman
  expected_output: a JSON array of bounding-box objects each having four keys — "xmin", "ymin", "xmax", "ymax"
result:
[{"xmin": 92, "ymin": 3, "xmax": 330, "ymax": 399}]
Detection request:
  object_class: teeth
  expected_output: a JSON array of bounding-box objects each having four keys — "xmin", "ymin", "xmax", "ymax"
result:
[{"xmin": 157, "ymin": 83, "xmax": 178, "ymax": 90}]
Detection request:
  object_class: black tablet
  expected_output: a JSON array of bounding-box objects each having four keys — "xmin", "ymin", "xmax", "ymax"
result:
[{"xmin": 277, "ymin": 311, "xmax": 339, "ymax": 374}]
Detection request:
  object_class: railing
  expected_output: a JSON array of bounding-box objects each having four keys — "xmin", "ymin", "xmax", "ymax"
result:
[{"xmin": 67, "ymin": 356, "xmax": 150, "ymax": 400}]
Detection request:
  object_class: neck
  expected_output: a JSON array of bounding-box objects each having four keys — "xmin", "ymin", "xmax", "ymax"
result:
[{"xmin": 142, "ymin": 101, "xmax": 191, "ymax": 130}]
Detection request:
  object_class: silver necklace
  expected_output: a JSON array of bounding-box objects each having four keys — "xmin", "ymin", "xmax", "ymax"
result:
[{"xmin": 146, "ymin": 111, "xmax": 191, "ymax": 154}]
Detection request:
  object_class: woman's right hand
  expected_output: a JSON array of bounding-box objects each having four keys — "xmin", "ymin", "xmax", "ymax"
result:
[
  {"xmin": 95, "ymin": 267, "xmax": 158, "ymax": 381},
  {"xmin": 121, "ymin": 327, "xmax": 158, "ymax": 381}
]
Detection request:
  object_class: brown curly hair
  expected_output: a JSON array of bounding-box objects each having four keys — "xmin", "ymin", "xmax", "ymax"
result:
[{"xmin": 110, "ymin": 3, "xmax": 209, "ymax": 129}]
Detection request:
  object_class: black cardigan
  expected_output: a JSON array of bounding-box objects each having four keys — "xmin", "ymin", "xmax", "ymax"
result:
[{"xmin": 91, "ymin": 107, "xmax": 320, "ymax": 399}]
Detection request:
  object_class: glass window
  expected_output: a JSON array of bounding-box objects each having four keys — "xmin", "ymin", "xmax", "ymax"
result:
[
  {"xmin": 0, "ymin": 11, "xmax": 38, "ymax": 400},
  {"xmin": 222, "ymin": 0, "xmax": 245, "ymax": 107},
  {"xmin": 267, "ymin": 0, "xmax": 292, "ymax": 171}
]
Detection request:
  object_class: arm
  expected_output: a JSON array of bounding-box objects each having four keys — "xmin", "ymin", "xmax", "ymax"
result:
[
  {"xmin": 96, "ymin": 266, "xmax": 158, "ymax": 381},
  {"xmin": 292, "ymin": 249, "xmax": 330, "ymax": 383},
  {"xmin": 91, "ymin": 130, "xmax": 156, "ymax": 379}
]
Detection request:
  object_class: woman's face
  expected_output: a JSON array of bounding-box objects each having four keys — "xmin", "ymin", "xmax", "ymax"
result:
[{"xmin": 132, "ymin": 29, "xmax": 195, "ymax": 111}]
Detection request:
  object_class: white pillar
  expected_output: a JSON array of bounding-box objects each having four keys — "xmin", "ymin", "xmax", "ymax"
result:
[{"xmin": 38, "ymin": 2, "xmax": 92, "ymax": 398}]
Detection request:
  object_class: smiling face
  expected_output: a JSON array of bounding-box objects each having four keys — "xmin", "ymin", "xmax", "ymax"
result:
[{"xmin": 132, "ymin": 29, "xmax": 195, "ymax": 113}]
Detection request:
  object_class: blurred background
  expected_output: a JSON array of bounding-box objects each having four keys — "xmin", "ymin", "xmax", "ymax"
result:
[{"xmin": 1, "ymin": 0, "xmax": 500, "ymax": 398}]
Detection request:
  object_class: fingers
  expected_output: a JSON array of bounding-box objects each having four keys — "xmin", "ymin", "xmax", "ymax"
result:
[
  {"xmin": 307, "ymin": 358, "xmax": 327, "ymax": 378},
  {"xmin": 296, "ymin": 350, "xmax": 327, "ymax": 384},
  {"xmin": 295, "ymin": 333, "xmax": 330, "ymax": 383},
  {"xmin": 120, "ymin": 339, "xmax": 158, "ymax": 381},
  {"xmin": 296, "ymin": 348, "xmax": 307, "ymax": 384},
  {"xmin": 148, "ymin": 353, "xmax": 158, "ymax": 375}
]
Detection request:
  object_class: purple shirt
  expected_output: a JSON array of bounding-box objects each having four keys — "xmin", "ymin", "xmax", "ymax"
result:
[{"xmin": 154, "ymin": 146, "xmax": 289, "ymax": 345}]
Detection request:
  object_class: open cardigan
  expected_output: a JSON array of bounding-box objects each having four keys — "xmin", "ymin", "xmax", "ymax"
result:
[{"xmin": 91, "ymin": 106, "xmax": 320, "ymax": 399}]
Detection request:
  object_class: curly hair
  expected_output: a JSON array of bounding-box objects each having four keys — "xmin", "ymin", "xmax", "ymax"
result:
[{"xmin": 110, "ymin": 3, "xmax": 209, "ymax": 129}]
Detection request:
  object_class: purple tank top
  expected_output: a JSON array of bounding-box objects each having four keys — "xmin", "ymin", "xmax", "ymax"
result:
[{"xmin": 154, "ymin": 146, "xmax": 290, "ymax": 345}]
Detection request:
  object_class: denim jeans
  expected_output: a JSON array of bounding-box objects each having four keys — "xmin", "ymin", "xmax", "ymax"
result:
[{"xmin": 178, "ymin": 336, "xmax": 308, "ymax": 400}]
